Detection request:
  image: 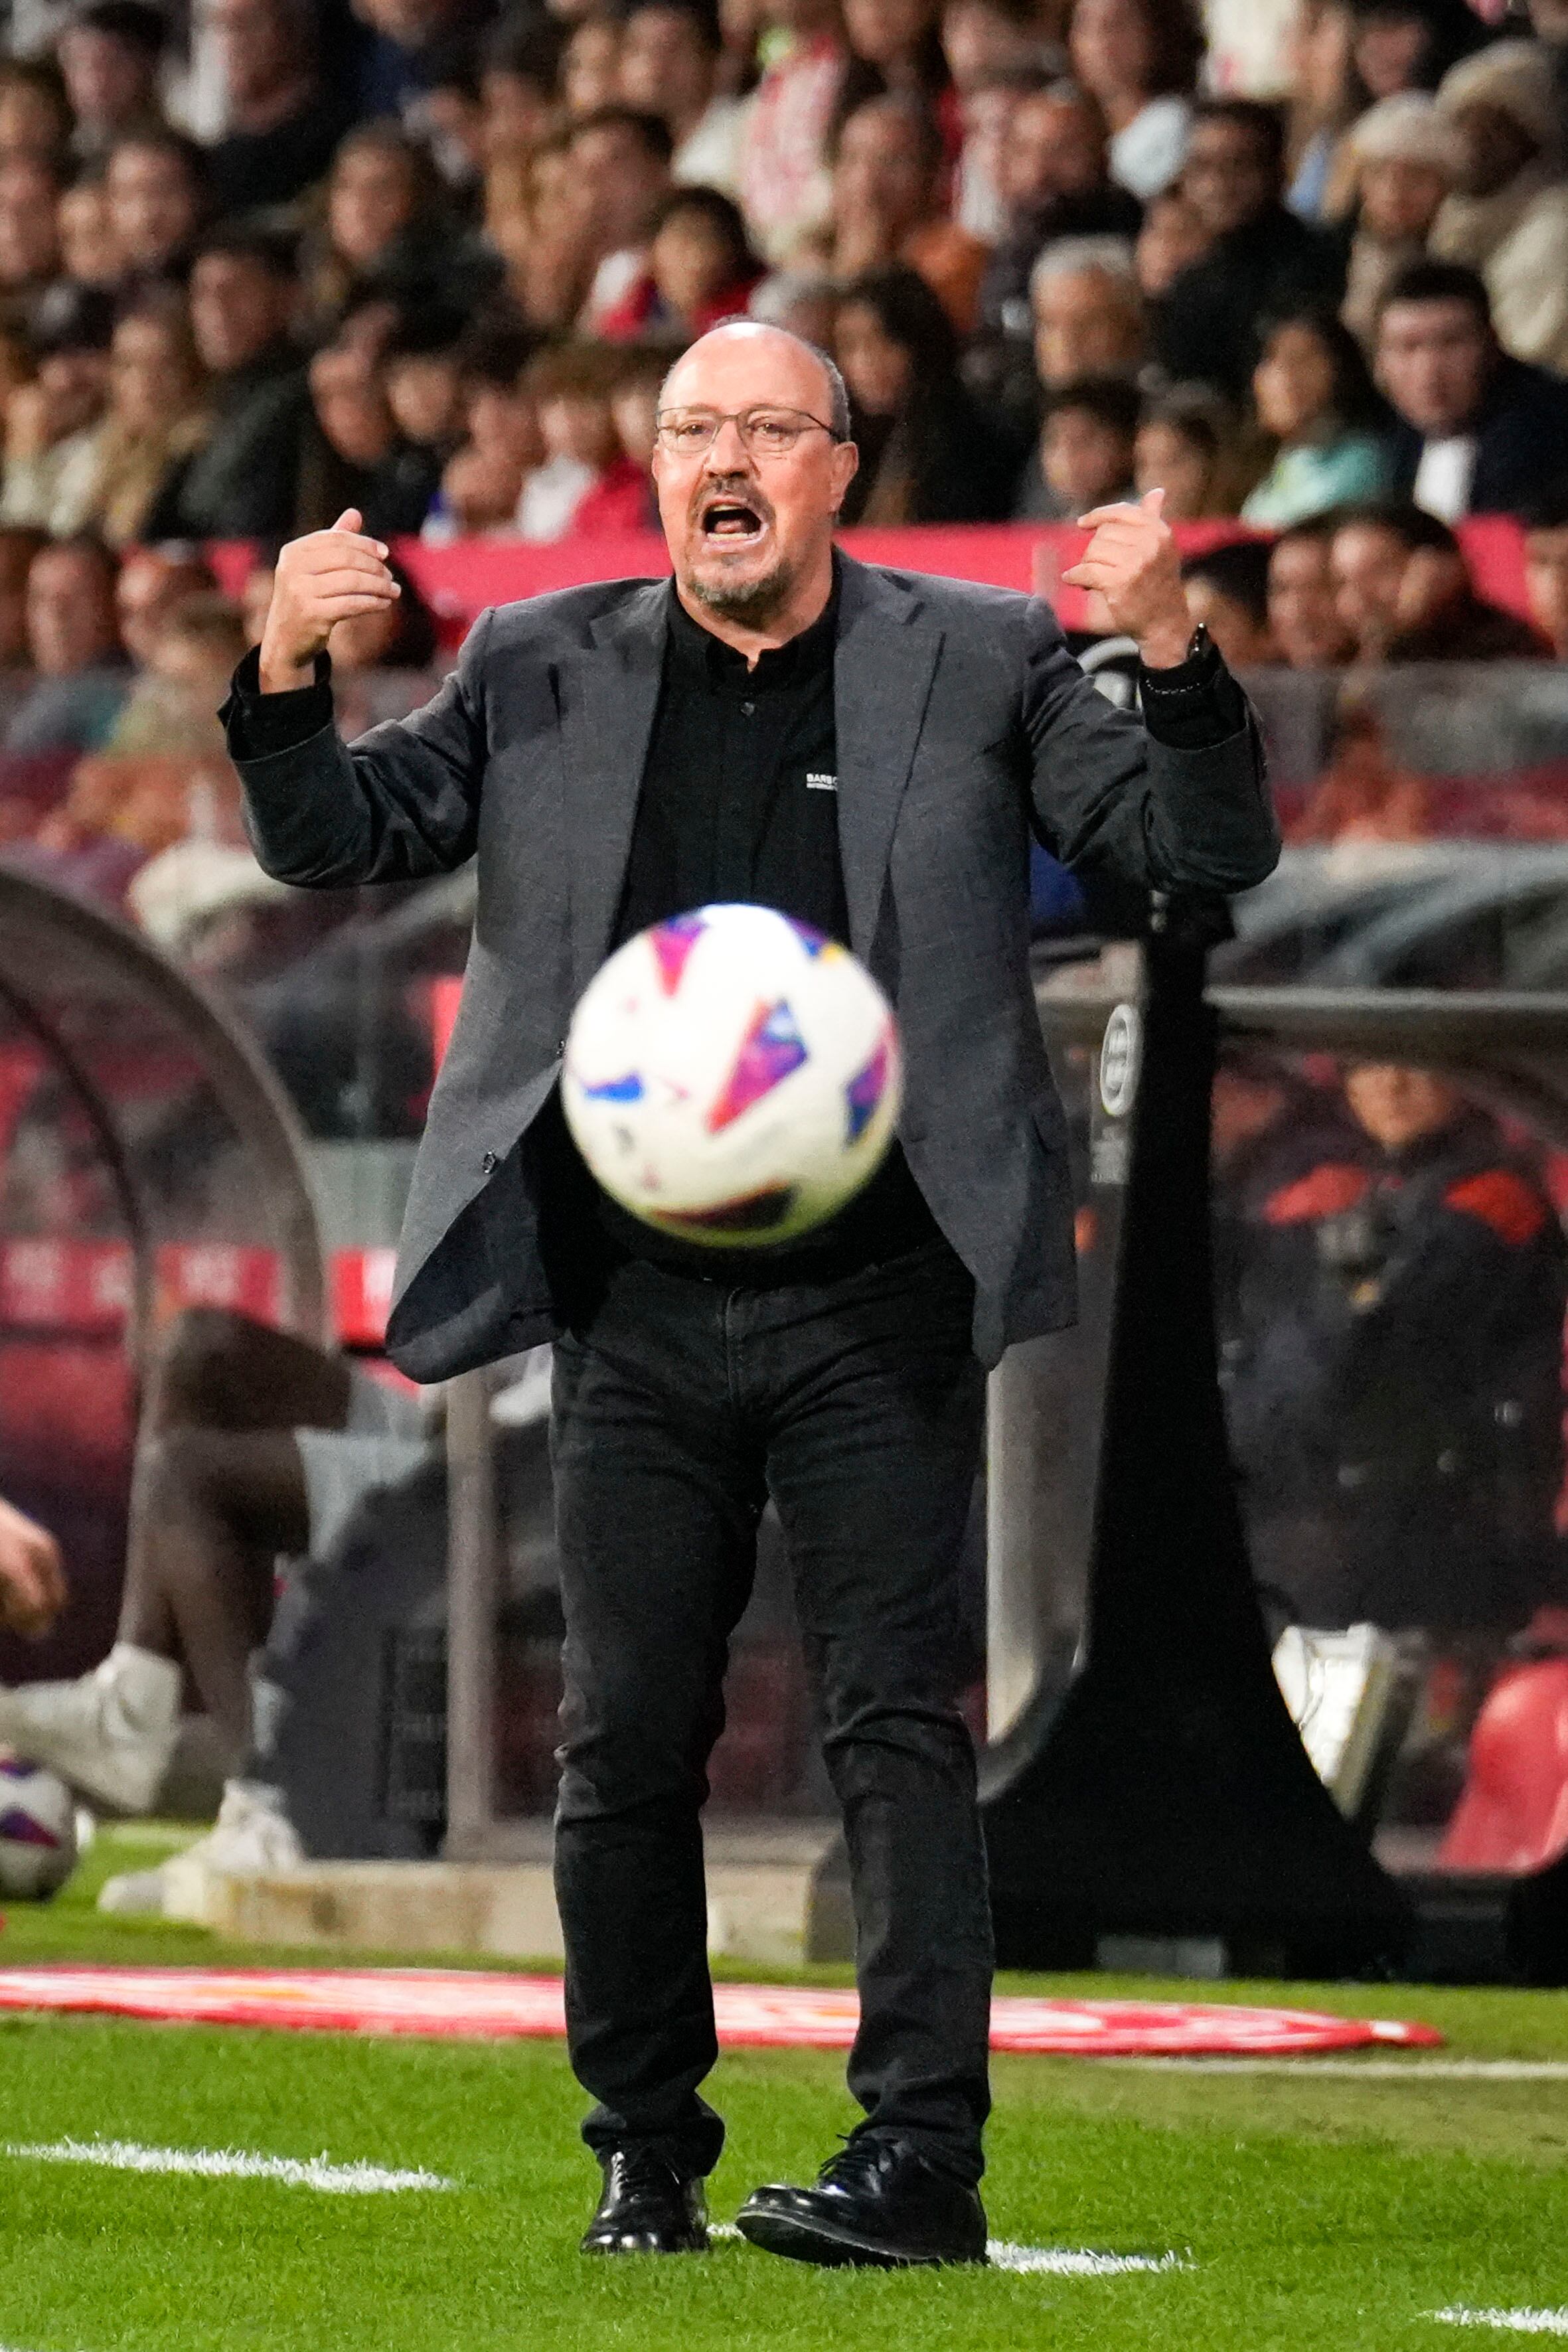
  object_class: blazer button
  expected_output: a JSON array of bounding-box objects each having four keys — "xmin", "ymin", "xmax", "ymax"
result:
[
  {"xmin": 556, "ymin": 1036, "xmax": 568, "ymax": 1056},
  {"xmin": 481, "ymin": 1150, "xmax": 498, "ymax": 1174}
]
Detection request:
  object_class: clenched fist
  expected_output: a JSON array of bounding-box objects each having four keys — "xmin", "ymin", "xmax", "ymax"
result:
[
  {"xmin": 0, "ymin": 1494, "xmax": 66, "ymax": 1639},
  {"xmin": 258, "ymin": 507, "xmax": 402, "ymax": 693},
  {"xmin": 1060, "ymin": 487, "xmax": 1194, "ymax": 670}
]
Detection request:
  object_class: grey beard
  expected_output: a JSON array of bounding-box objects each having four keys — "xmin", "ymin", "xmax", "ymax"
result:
[{"xmin": 686, "ymin": 553, "xmax": 797, "ymax": 625}]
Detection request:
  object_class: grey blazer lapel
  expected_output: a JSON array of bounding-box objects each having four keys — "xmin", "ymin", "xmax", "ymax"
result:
[
  {"xmin": 558, "ymin": 583, "xmax": 668, "ymax": 997},
  {"xmin": 833, "ymin": 556, "xmax": 943, "ymax": 959}
]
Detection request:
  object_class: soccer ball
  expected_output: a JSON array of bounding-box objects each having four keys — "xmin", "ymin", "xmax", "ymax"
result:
[
  {"xmin": 563, "ymin": 903, "xmax": 902, "ymax": 1245},
  {"xmin": 0, "ymin": 1753, "xmax": 79, "ymax": 1900}
]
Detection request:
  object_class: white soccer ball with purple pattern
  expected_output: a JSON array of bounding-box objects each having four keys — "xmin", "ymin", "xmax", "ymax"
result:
[
  {"xmin": 564, "ymin": 903, "xmax": 902, "ymax": 1246},
  {"xmin": 0, "ymin": 1752, "xmax": 78, "ymax": 1899}
]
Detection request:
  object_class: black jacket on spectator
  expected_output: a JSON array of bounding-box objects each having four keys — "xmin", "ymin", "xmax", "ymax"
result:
[
  {"xmin": 208, "ymin": 97, "xmax": 352, "ymax": 216},
  {"xmin": 979, "ymin": 186, "xmax": 1144, "ymax": 339},
  {"xmin": 1153, "ymin": 205, "xmax": 1344, "ymax": 398},
  {"xmin": 1386, "ymin": 356, "xmax": 1568, "ymax": 520},
  {"xmin": 143, "ymin": 341, "xmax": 311, "ymax": 538},
  {"xmin": 840, "ymin": 385, "xmax": 1022, "ymax": 525}
]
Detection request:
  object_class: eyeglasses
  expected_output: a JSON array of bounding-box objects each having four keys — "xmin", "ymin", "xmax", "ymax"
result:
[{"xmin": 653, "ymin": 405, "xmax": 843, "ymax": 457}]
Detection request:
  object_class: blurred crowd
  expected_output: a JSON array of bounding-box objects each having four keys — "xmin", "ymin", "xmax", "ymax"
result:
[{"xmin": 1, "ymin": 0, "xmax": 1568, "ymax": 913}]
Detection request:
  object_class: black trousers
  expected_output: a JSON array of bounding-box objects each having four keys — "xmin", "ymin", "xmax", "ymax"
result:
[{"xmin": 550, "ymin": 1237, "xmax": 993, "ymax": 2185}]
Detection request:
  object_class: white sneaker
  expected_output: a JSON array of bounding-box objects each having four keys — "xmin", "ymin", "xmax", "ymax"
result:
[
  {"xmin": 97, "ymin": 1780, "xmax": 303, "ymax": 1920},
  {"xmin": 0, "ymin": 1644, "xmax": 181, "ymax": 1814}
]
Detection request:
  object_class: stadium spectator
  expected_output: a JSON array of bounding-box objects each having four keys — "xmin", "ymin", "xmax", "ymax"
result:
[
  {"xmin": 1224, "ymin": 1064, "xmax": 1568, "ymax": 1636},
  {"xmin": 835, "ymin": 263, "xmax": 1014, "ymax": 520},
  {"xmin": 202, "ymin": 0, "xmax": 349, "ymax": 216},
  {"xmin": 620, "ymin": 183, "xmax": 761, "ymax": 337},
  {"xmin": 1180, "ymin": 538, "xmax": 1279, "ymax": 667},
  {"xmin": 827, "ymin": 92, "xmax": 986, "ymax": 333},
  {"xmin": 296, "ymin": 330, "xmax": 412, "ymax": 533},
  {"xmin": 1154, "ymin": 98, "xmax": 1344, "ymax": 398},
  {"xmin": 307, "ymin": 121, "xmax": 496, "ymax": 331},
  {"xmin": 75, "ymin": 285, "xmax": 212, "ymax": 544},
  {"xmin": 1016, "ymin": 371, "xmax": 1138, "ymax": 520},
  {"xmin": 1289, "ymin": 693, "xmax": 1431, "ymax": 842},
  {"xmin": 378, "ymin": 309, "xmax": 466, "ymax": 515},
  {"xmin": 0, "ymin": 283, "xmax": 113, "ymax": 533},
  {"xmin": 349, "ymin": 0, "xmax": 492, "ymax": 124},
  {"xmin": 1267, "ymin": 512, "xmax": 1355, "ymax": 667},
  {"xmin": 620, "ymin": 0, "xmax": 745, "ymax": 191},
  {"xmin": 56, "ymin": 169, "xmax": 119, "ymax": 285},
  {"xmin": 1522, "ymin": 485, "xmax": 1568, "ymax": 664},
  {"xmin": 1348, "ymin": 0, "xmax": 1489, "ymax": 101},
  {"xmin": 940, "ymin": 0, "xmax": 1058, "ymax": 97},
  {"xmin": 1328, "ymin": 499, "xmax": 1547, "ymax": 664},
  {"xmin": 103, "ymin": 127, "xmax": 209, "ymax": 285},
  {"xmin": 1241, "ymin": 306, "xmax": 1391, "ymax": 528},
  {"xmin": 1374, "ymin": 260, "xmax": 1568, "ymax": 522},
  {"xmin": 569, "ymin": 106, "xmax": 674, "ymax": 334},
  {"xmin": 1030, "ymin": 235, "xmax": 1144, "ymax": 390},
  {"xmin": 0, "ymin": 152, "xmax": 64, "ymax": 326},
  {"xmin": 0, "ymin": 1490, "xmax": 64, "ymax": 1639},
  {"xmin": 736, "ymin": 0, "xmax": 847, "ymax": 263},
  {"xmin": 1429, "ymin": 40, "xmax": 1568, "ymax": 375},
  {"xmin": 485, "ymin": 131, "xmax": 595, "ymax": 332},
  {"xmin": 947, "ymin": 65, "xmax": 1034, "ymax": 243},
  {"xmin": 563, "ymin": 11, "xmax": 625, "ymax": 117},
  {"xmin": 426, "ymin": 321, "xmax": 542, "ymax": 538},
  {"xmin": 479, "ymin": 13, "xmax": 564, "ymax": 163},
  {"xmin": 979, "ymin": 80, "xmax": 1140, "ymax": 341},
  {"xmin": 832, "ymin": 0, "xmax": 955, "ymax": 160},
  {"xmin": 1066, "ymin": 0, "xmax": 1202, "ymax": 202},
  {"xmin": 1339, "ymin": 93, "xmax": 1460, "ymax": 351},
  {"xmin": 3, "ymin": 532, "xmax": 125, "ymax": 753},
  {"xmin": 142, "ymin": 226, "xmax": 309, "ymax": 538},
  {"xmin": 1132, "ymin": 182, "xmax": 1209, "ymax": 297},
  {"xmin": 115, "ymin": 544, "xmax": 218, "ymax": 666},
  {"xmin": 55, "ymin": 0, "xmax": 166, "ymax": 161},
  {"xmin": 517, "ymin": 339, "xmax": 642, "ymax": 538},
  {"xmin": 0, "ymin": 522, "xmax": 46, "ymax": 665},
  {"xmin": 1283, "ymin": 0, "xmax": 1364, "ymax": 226},
  {"xmin": 0, "ymin": 57, "xmax": 73, "ymax": 166},
  {"xmin": 1133, "ymin": 385, "xmax": 1243, "ymax": 520}
]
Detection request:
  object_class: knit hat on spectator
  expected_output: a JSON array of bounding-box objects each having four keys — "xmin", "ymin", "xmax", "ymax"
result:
[
  {"xmin": 1433, "ymin": 39, "xmax": 1561, "ymax": 157},
  {"xmin": 1348, "ymin": 92, "xmax": 1464, "ymax": 178}
]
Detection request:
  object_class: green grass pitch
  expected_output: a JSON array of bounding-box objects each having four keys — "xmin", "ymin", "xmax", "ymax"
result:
[{"xmin": 0, "ymin": 1827, "xmax": 1565, "ymax": 2352}]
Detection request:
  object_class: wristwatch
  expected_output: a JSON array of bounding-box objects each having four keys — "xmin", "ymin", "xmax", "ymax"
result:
[{"xmin": 1140, "ymin": 621, "xmax": 1213, "ymax": 688}]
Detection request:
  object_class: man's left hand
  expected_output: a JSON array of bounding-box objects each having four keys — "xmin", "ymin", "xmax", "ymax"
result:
[{"xmin": 1060, "ymin": 488, "xmax": 1194, "ymax": 670}]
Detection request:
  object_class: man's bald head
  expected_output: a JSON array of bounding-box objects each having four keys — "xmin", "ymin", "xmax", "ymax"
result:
[
  {"xmin": 658, "ymin": 320, "xmax": 851, "ymax": 441},
  {"xmin": 651, "ymin": 319, "xmax": 859, "ymax": 643}
]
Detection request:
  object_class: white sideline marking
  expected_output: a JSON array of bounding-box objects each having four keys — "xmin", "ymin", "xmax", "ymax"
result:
[
  {"xmin": 1434, "ymin": 2312, "xmax": 1568, "ymax": 2335},
  {"xmin": 2, "ymin": 2138, "xmax": 453, "ymax": 2194},
  {"xmin": 709, "ymin": 2223, "xmax": 1186, "ymax": 2274},
  {"xmin": 1107, "ymin": 2061, "xmax": 1568, "ymax": 2080}
]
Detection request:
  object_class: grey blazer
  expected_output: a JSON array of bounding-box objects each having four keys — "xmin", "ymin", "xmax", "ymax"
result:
[{"xmin": 234, "ymin": 554, "xmax": 1279, "ymax": 1379}]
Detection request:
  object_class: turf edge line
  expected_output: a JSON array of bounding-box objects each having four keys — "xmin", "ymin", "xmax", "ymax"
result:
[
  {"xmin": 1, "ymin": 2139, "xmax": 454, "ymax": 2193},
  {"xmin": 1433, "ymin": 2312, "xmax": 1568, "ymax": 2335},
  {"xmin": 706, "ymin": 2224, "xmax": 1188, "ymax": 2274}
]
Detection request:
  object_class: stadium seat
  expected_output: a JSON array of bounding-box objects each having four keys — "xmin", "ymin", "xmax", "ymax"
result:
[{"xmin": 1439, "ymin": 1662, "xmax": 1568, "ymax": 1873}]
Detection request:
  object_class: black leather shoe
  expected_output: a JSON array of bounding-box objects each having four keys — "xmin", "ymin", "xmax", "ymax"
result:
[
  {"xmin": 580, "ymin": 2148, "xmax": 709, "ymax": 2254},
  {"xmin": 736, "ymin": 2138, "xmax": 987, "ymax": 2268}
]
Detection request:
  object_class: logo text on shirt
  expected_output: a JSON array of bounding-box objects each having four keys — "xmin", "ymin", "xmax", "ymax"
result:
[{"xmin": 806, "ymin": 772, "xmax": 838, "ymax": 792}]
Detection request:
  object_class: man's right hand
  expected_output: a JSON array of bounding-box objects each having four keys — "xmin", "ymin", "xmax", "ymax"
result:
[
  {"xmin": 258, "ymin": 508, "xmax": 402, "ymax": 694},
  {"xmin": 0, "ymin": 1494, "xmax": 66, "ymax": 1640}
]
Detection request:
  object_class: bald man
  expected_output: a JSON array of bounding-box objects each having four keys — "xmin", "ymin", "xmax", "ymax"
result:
[{"xmin": 225, "ymin": 323, "xmax": 1277, "ymax": 2268}]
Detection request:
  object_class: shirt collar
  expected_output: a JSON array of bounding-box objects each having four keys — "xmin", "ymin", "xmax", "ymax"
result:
[{"xmin": 665, "ymin": 559, "xmax": 840, "ymax": 692}]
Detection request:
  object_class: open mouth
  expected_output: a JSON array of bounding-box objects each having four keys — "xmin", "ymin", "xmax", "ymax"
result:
[{"xmin": 699, "ymin": 497, "xmax": 767, "ymax": 546}]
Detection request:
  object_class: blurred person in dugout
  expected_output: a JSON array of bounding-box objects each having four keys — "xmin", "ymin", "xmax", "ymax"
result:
[{"xmin": 1218, "ymin": 1061, "xmax": 1568, "ymax": 1642}]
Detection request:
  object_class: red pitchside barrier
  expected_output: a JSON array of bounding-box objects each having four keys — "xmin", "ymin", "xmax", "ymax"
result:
[{"xmin": 204, "ymin": 516, "xmax": 1536, "ymax": 651}]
